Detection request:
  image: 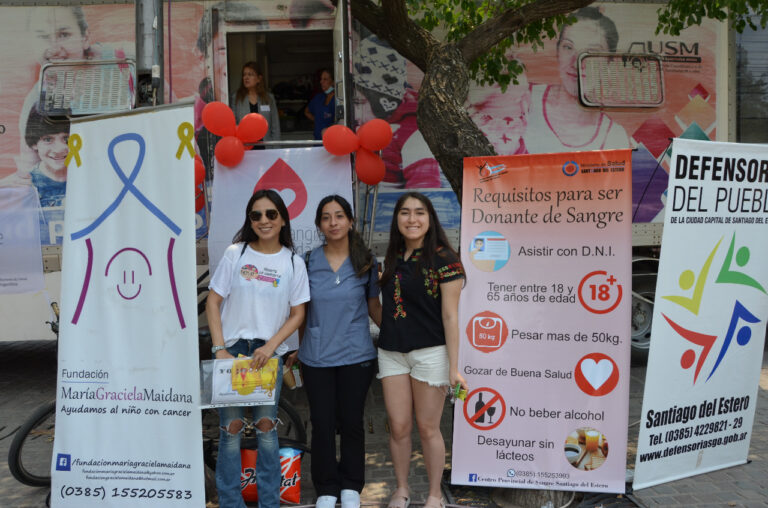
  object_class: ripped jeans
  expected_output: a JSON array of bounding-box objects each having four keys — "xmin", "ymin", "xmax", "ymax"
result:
[{"xmin": 216, "ymin": 339, "xmax": 283, "ymax": 508}]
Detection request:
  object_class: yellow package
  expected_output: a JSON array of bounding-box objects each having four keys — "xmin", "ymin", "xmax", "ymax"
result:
[{"xmin": 231, "ymin": 357, "xmax": 279, "ymax": 396}]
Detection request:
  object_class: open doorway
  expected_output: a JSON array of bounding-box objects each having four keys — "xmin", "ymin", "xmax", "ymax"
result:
[{"xmin": 227, "ymin": 30, "xmax": 334, "ymax": 141}]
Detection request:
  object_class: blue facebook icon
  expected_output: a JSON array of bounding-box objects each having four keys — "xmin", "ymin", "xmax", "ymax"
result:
[
  {"xmin": 468, "ymin": 473, "xmax": 478, "ymax": 482},
  {"xmin": 56, "ymin": 454, "xmax": 71, "ymax": 471}
]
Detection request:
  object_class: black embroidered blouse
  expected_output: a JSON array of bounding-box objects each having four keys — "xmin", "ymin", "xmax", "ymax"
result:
[{"xmin": 379, "ymin": 247, "xmax": 465, "ymax": 352}]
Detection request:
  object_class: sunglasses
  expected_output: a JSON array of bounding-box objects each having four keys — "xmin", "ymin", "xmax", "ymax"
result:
[{"xmin": 249, "ymin": 209, "xmax": 279, "ymax": 221}]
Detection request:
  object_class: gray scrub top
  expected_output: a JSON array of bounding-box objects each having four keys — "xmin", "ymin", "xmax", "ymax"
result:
[{"xmin": 298, "ymin": 246, "xmax": 379, "ymax": 367}]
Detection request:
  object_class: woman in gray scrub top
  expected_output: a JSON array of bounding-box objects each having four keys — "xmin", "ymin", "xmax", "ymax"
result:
[{"xmin": 290, "ymin": 195, "xmax": 382, "ymax": 508}]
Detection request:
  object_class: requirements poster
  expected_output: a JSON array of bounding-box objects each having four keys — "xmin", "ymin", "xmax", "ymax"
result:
[
  {"xmin": 452, "ymin": 150, "xmax": 632, "ymax": 493},
  {"xmin": 634, "ymin": 139, "xmax": 768, "ymax": 489},
  {"xmin": 52, "ymin": 105, "xmax": 203, "ymax": 507}
]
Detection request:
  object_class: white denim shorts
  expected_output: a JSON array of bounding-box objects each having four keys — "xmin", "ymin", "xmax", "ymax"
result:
[{"xmin": 377, "ymin": 345, "xmax": 450, "ymax": 387}]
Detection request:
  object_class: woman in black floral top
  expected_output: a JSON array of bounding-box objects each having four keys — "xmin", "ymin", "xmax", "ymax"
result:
[{"xmin": 377, "ymin": 192, "xmax": 467, "ymax": 508}]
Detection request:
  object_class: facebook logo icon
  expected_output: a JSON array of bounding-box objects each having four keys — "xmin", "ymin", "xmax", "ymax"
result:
[
  {"xmin": 56, "ymin": 454, "xmax": 71, "ymax": 471},
  {"xmin": 468, "ymin": 473, "xmax": 478, "ymax": 482}
]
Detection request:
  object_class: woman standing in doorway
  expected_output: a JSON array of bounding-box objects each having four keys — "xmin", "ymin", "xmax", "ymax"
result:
[
  {"xmin": 290, "ymin": 195, "xmax": 381, "ymax": 508},
  {"xmin": 377, "ymin": 192, "xmax": 466, "ymax": 508},
  {"xmin": 305, "ymin": 69, "xmax": 335, "ymax": 140},
  {"xmin": 231, "ymin": 62, "xmax": 281, "ymax": 143},
  {"xmin": 206, "ymin": 189, "xmax": 309, "ymax": 508}
]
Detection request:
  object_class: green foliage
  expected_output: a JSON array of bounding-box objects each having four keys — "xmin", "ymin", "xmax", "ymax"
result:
[
  {"xmin": 405, "ymin": 0, "xmax": 570, "ymax": 91},
  {"xmin": 401, "ymin": 0, "xmax": 768, "ymax": 90},
  {"xmin": 657, "ymin": 0, "xmax": 768, "ymax": 35}
]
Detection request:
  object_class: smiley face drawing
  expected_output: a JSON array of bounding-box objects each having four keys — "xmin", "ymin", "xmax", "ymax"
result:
[{"xmin": 105, "ymin": 247, "xmax": 152, "ymax": 301}]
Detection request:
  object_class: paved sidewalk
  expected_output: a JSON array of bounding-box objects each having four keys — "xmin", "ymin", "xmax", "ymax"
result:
[
  {"xmin": 1, "ymin": 340, "xmax": 766, "ymax": 507},
  {"xmin": 626, "ymin": 354, "xmax": 768, "ymax": 508}
]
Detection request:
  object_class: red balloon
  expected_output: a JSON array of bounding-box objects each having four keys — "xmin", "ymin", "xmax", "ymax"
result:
[
  {"xmin": 194, "ymin": 155, "xmax": 205, "ymax": 186},
  {"xmin": 215, "ymin": 136, "xmax": 245, "ymax": 167},
  {"xmin": 236, "ymin": 113, "xmax": 269, "ymax": 144},
  {"xmin": 355, "ymin": 148, "xmax": 385, "ymax": 186},
  {"xmin": 358, "ymin": 119, "xmax": 393, "ymax": 151},
  {"xmin": 322, "ymin": 125, "xmax": 359, "ymax": 156},
  {"xmin": 202, "ymin": 101, "xmax": 236, "ymax": 137}
]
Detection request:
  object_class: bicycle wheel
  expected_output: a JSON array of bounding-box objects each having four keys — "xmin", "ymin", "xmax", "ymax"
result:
[
  {"xmin": 276, "ymin": 397, "xmax": 307, "ymax": 446},
  {"xmin": 8, "ymin": 400, "xmax": 56, "ymax": 487}
]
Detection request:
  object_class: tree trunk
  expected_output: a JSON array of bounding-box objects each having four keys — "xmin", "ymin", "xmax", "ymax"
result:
[{"xmin": 417, "ymin": 43, "xmax": 496, "ymax": 203}]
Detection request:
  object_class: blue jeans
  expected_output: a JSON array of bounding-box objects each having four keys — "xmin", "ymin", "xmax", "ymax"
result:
[{"xmin": 216, "ymin": 339, "xmax": 283, "ymax": 508}]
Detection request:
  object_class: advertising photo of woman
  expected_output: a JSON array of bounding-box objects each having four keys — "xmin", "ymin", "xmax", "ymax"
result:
[{"xmin": 522, "ymin": 7, "xmax": 630, "ymax": 153}]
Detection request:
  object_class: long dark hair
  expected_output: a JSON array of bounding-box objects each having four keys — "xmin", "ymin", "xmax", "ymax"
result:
[
  {"xmin": 233, "ymin": 189, "xmax": 293, "ymax": 250},
  {"xmin": 315, "ymin": 195, "xmax": 373, "ymax": 277},
  {"xmin": 235, "ymin": 61, "xmax": 268, "ymax": 104},
  {"xmin": 379, "ymin": 192, "xmax": 461, "ymax": 287}
]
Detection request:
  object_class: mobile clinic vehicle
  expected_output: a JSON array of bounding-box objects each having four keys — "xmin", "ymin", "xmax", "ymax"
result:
[{"xmin": 0, "ymin": 1, "xmax": 765, "ymax": 361}]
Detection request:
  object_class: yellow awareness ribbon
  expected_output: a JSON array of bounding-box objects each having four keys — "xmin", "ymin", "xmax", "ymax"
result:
[
  {"xmin": 175, "ymin": 122, "xmax": 195, "ymax": 160},
  {"xmin": 65, "ymin": 134, "xmax": 82, "ymax": 167}
]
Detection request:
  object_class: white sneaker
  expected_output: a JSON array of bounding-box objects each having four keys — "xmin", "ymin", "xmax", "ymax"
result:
[
  {"xmin": 316, "ymin": 495, "xmax": 338, "ymax": 508},
  {"xmin": 340, "ymin": 489, "xmax": 361, "ymax": 508}
]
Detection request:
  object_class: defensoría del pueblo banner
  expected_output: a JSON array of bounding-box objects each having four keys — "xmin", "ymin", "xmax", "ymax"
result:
[{"xmin": 634, "ymin": 139, "xmax": 768, "ymax": 489}]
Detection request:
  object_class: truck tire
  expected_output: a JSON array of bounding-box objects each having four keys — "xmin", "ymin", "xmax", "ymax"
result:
[{"xmin": 631, "ymin": 281, "xmax": 655, "ymax": 364}]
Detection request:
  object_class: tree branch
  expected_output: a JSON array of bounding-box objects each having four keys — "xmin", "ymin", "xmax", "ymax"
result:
[
  {"xmin": 349, "ymin": 0, "xmax": 435, "ymax": 71},
  {"xmin": 459, "ymin": 0, "xmax": 595, "ymax": 63}
]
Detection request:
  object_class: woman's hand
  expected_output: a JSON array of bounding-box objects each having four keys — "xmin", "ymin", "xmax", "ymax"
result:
[
  {"xmin": 284, "ymin": 351, "xmax": 299, "ymax": 368},
  {"xmin": 450, "ymin": 368, "xmax": 468, "ymax": 392},
  {"xmin": 215, "ymin": 349, "xmax": 234, "ymax": 360},
  {"xmin": 250, "ymin": 344, "xmax": 275, "ymax": 370}
]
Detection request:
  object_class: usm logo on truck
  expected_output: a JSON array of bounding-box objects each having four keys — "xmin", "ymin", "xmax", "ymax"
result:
[{"xmin": 627, "ymin": 41, "xmax": 700, "ymax": 63}]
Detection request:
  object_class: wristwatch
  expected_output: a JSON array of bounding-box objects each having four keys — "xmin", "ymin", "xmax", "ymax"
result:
[{"xmin": 211, "ymin": 345, "xmax": 227, "ymax": 354}]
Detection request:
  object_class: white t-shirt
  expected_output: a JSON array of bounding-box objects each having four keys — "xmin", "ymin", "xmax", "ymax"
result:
[{"xmin": 209, "ymin": 243, "xmax": 310, "ymax": 355}]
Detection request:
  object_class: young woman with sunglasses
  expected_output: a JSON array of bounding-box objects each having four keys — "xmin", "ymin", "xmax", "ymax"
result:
[
  {"xmin": 287, "ymin": 195, "xmax": 381, "ymax": 508},
  {"xmin": 206, "ymin": 189, "xmax": 309, "ymax": 508},
  {"xmin": 377, "ymin": 192, "xmax": 466, "ymax": 508}
]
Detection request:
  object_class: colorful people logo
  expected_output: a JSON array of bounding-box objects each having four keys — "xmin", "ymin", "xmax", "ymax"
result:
[
  {"xmin": 662, "ymin": 238, "xmax": 721, "ymax": 315},
  {"xmin": 662, "ymin": 233, "xmax": 764, "ymax": 383},
  {"xmin": 716, "ymin": 233, "xmax": 767, "ymax": 294}
]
